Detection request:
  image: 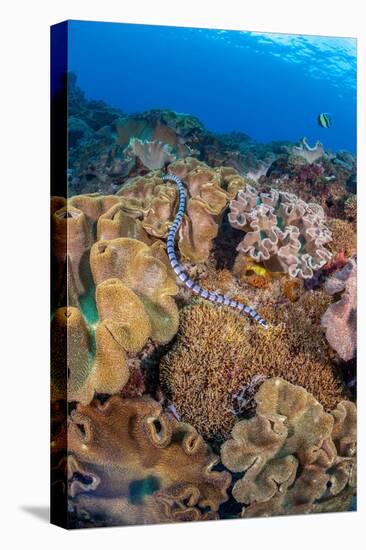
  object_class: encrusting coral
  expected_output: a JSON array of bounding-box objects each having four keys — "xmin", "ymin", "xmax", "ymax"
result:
[
  {"xmin": 221, "ymin": 378, "xmax": 356, "ymax": 517},
  {"xmin": 90, "ymin": 237, "xmax": 179, "ymax": 344},
  {"xmin": 322, "ymin": 259, "xmax": 357, "ymax": 361},
  {"xmin": 229, "ymin": 185, "xmax": 332, "ymax": 278},
  {"xmin": 67, "ymin": 396, "xmax": 231, "ymax": 525},
  {"xmin": 160, "ymin": 296, "xmax": 346, "ymax": 440}
]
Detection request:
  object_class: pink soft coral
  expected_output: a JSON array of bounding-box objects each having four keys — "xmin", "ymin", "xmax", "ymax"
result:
[{"xmin": 321, "ymin": 259, "xmax": 357, "ymax": 361}]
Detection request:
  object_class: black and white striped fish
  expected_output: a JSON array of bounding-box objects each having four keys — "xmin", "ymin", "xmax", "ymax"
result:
[{"xmin": 317, "ymin": 112, "xmax": 332, "ymax": 128}]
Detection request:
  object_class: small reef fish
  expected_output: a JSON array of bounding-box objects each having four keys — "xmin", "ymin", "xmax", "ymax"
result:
[{"xmin": 317, "ymin": 112, "xmax": 332, "ymax": 128}]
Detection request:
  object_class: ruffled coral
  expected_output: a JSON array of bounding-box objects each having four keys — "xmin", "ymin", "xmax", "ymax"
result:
[
  {"xmin": 229, "ymin": 185, "xmax": 332, "ymax": 278},
  {"xmin": 221, "ymin": 378, "xmax": 356, "ymax": 517},
  {"xmin": 51, "ymin": 306, "xmax": 129, "ymax": 404},
  {"xmin": 90, "ymin": 237, "xmax": 179, "ymax": 344},
  {"xmin": 160, "ymin": 296, "xmax": 346, "ymax": 440},
  {"xmin": 67, "ymin": 396, "xmax": 231, "ymax": 526},
  {"xmin": 290, "ymin": 137, "xmax": 325, "ymax": 164},
  {"xmin": 117, "ymin": 173, "xmax": 178, "ymax": 238},
  {"xmin": 322, "ymin": 259, "xmax": 357, "ymax": 361},
  {"xmin": 52, "ymin": 205, "xmax": 93, "ymax": 296},
  {"xmin": 168, "ymin": 160, "xmax": 230, "ymax": 262}
]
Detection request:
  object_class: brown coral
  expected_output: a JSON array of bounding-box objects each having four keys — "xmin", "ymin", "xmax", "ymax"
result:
[
  {"xmin": 52, "ymin": 205, "xmax": 93, "ymax": 296},
  {"xmin": 168, "ymin": 160, "xmax": 230, "ymax": 262},
  {"xmin": 229, "ymin": 186, "xmax": 332, "ymax": 279},
  {"xmin": 51, "ymin": 307, "xmax": 129, "ymax": 404},
  {"xmin": 160, "ymin": 293, "xmax": 347, "ymax": 440},
  {"xmin": 327, "ymin": 218, "xmax": 356, "ymax": 258},
  {"xmin": 117, "ymin": 173, "xmax": 178, "ymax": 238},
  {"xmin": 90, "ymin": 237, "xmax": 179, "ymax": 344},
  {"xmin": 67, "ymin": 396, "xmax": 231, "ymax": 526},
  {"xmin": 221, "ymin": 378, "xmax": 356, "ymax": 517}
]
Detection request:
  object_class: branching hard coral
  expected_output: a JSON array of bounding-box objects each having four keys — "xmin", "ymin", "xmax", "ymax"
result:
[
  {"xmin": 344, "ymin": 194, "xmax": 357, "ymax": 226},
  {"xmin": 51, "ymin": 307, "xmax": 129, "ymax": 404},
  {"xmin": 229, "ymin": 186, "xmax": 332, "ymax": 279},
  {"xmin": 125, "ymin": 138, "xmax": 175, "ymax": 170},
  {"xmin": 160, "ymin": 296, "xmax": 346, "ymax": 440},
  {"xmin": 221, "ymin": 378, "xmax": 356, "ymax": 517},
  {"xmin": 160, "ymin": 304, "xmax": 254, "ymax": 439},
  {"xmin": 327, "ymin": 218, "xmax": 356, "ymax": 258},
  {"xmin": 322, "ymin": 259, "xmax": 357, "ymax": 361},
  {"xmin": 90, "ymin": 237, "xmax": 179, "ymax": 344},
  {"xmin": 67, "ymin": 396, "xmax": 231, "ymax": 526}
]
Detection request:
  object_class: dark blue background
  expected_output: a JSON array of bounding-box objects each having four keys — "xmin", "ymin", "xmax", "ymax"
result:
[{"xmin": 68, "ymin": 21, "xmax": 356, "ymax": 152}]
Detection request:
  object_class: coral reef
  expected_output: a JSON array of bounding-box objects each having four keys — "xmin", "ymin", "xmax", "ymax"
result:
[
  {"xmin": 221, "ymin": 378, "xmax": 356, "ymax": 517},
  {"xmin": 160, "ymin": 297, "xmax": 346, "ymax": 440},
  {"xmin": 52, "ymin": 78, "xmax": 357, "ymax": 526},
  {"xmin": 90, "ymin": 237, "xmax": 179, "ymax": 344},
  {"xmin": 51, "ymin": 306, "xmax": 129, "ymax": 404},
  {"xmin": 124, "ymin": 138, "xmax": 175, "ymax": 170},
  {"xmin": 67, "ymin": 396, "xmax": 231, "ymax": 525},
  {"xmin": 327, "ymin": 218, "xmax": 356, "ymax": 258},
  {"xmin": 229, "ymin": 186, "xmax": 332, "ymax": 278},
  {"xmin": 290, "ymin": 137, "xmax": 325, "ymax": 164},
  {"xmin": 322, "ymin": 259, "xmax": 357, "ymax": 361}
]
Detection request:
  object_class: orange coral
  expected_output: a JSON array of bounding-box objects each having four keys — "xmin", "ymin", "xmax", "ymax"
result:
[
  {"xmin": 67, "ymin": 396, "xmax": 231, "ymax": 526},
  {"xmin": 282, "ymin": 278, "xmax": 302, "ymax": 302}
]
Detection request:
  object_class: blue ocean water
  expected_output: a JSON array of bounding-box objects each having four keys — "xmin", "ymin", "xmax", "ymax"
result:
[{"xmin": 67, "ymin": 20, "xmax": 356, "ymax": 153}]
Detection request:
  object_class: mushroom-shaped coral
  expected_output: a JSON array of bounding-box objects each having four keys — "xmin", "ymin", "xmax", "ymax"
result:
[
  {"xmin": 125, "ymin": 138, "xmax": 175, "ymax": 170},
  {"xmin": 290, "ymin": 137, "xmax": 325, "ymax": 164},
  {"xmin": 96, "ymin": 202, "xmax": 151, "ymax": 243},
  {"xmin": 221, "ymin": 378, "xmax": 356, "ymax": 517},
  {"xmin": 168, "ymin": 160, "xmax": 230, "ymax": 262},
  {"xmin": 321, "ymin": 259, "xmax": 357, "ymax": 361},
  {"xmin": 117, "ymin": 173, "xmax": 178, "ymax": 238},
  {"xmin": 51, "ymin": 307, "xmax": 129, "ymax": 404},
  {"xmin": 90, "ymin": 237, "xmax": 179, "ymax": 344},
  {"xmin": 67, "ymin": 396, "xmax": 231, "ymax": 526},
  {"xmin": 229, "ymin": 186, "xmax": 332, "ymax": 279},
  {"xmin": 52, "ymin": 205, "xmax": 93, "ymax": 296}
]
